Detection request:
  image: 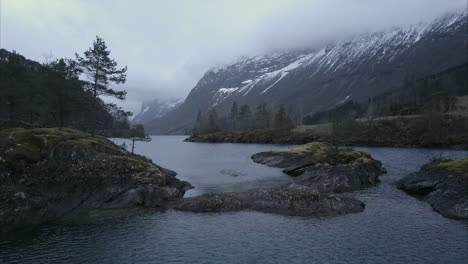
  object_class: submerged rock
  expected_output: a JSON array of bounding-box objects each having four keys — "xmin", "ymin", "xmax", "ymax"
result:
[
  {"xmin": 397, "ymin": 158, "xmax": 468, "ymax": 219},
  {"xmin": 251, "ymin": 142, "xmax": 386, "ymax": 193},
  {"xmin": 0, "ymin": 127, "xmax": 191, "ymax": 233},
  {"xmin": 172, "ymin": 184, "xmax": 365, "ymax": 217}
]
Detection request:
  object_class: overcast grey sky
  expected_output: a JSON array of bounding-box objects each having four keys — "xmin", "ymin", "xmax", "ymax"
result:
[{"xmin": 1, "ymin": 0, "xmax": 465, "ymax": 114}]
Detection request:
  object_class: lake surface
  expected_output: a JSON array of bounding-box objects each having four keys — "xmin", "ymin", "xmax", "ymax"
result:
[{"xmin": 1, "ymin": 136, "xmax": 467, "ymax": 264}]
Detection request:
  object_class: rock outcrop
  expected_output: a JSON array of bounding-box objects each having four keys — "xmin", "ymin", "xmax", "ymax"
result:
[
  {"xmin": 172, "ymin": 184, "xmax": 364, "ymax": 217},
  {"xmin": 397, "ymin": 159, "xmax": 468, "ymax": 219},
  {"xmin": 0, "ymin": 127, "xmax": 191, "ymax": 233},
  {"xmin": 251, "ymin": 142, "xmax": 386, "ymax": 193}
]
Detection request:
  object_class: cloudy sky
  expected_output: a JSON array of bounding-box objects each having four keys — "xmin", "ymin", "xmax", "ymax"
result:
[{"xmin": 1, "ymin": 0, "xmax": 465, "ymax": 114}]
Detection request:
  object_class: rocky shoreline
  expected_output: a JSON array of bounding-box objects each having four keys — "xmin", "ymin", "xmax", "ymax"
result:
[
  {"xmin": 0, "ymin": 127, "xmax": 191, "ymax": 233},
  {"xmin": 397, "ymin": 159, "xmax": 468, "ymax": 219},
  {"xmin": 251, "ymin": 142, "xmax": 386, "ymax": 193}
]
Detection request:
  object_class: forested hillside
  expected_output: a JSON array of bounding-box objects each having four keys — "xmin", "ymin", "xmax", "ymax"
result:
[
  {"xmin": 303, "ymin": 63, "xmax": 468, "ymax": 124},
  {"xmin": 0, "ymin": 48, "xmax": 129, "ymax": 136}
]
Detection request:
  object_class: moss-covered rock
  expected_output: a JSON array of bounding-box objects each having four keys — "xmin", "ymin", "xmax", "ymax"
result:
[
  {"xmin": 0, "ymin": 127, "xmax": 191, "ymax": 233},
  {"xmin": 251, "ymin": 142, "xmax": 386, "ymax": 193},
  {"xmin": 397, "ymin": 158, "xmax": 468, "ymax": 219}
]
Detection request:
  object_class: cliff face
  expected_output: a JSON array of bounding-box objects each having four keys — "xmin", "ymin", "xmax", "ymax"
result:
[
  {"xmin": 0, "ymin": 127, "xmax": 191, "ymax": 233},
  {"xmin": 147, "ymin": 10, "xmax": 467, "ymax": 134}
]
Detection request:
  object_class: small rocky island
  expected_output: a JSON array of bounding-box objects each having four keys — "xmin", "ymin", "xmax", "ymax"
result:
[
  {"xmin": 173, "ymin": 142, "xmax": 386, "ymax": 217},
  {"xmin": 397, "ymin": 158, "xmax": 468, "ymax": 219},
  {"xmin": 0, "ymin": 127, "xmax": 191, "ymax": 233},
  {"xmin": 252, "ymin": 142, "xmax": 387, "ymax": 193},
  {"xmin": 173, "ymin": 184, "xmax": 365, "ymax": 216}
]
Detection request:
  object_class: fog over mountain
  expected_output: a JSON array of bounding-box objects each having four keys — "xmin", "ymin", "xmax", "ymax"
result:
[{"xmin": 2, "ymin": 0, "xmax": 465, "ymax": 114}]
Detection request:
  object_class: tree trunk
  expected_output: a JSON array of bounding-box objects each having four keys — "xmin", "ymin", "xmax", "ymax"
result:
[{"xmin": 131, "ymin": 137, "xmax": 135, "ymax": 154}]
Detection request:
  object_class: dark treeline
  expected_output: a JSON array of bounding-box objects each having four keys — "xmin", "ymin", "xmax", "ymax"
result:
[
  {"xmin": 192, "ymin": 102, "xmax": 295, "ymax": 136},
  {"xmin": 0, "ymin": 37, "xmax": 138, "ymax": 138},
  {"xmin": 304, "ymin": 63, "xmax": 468, "ymax": 125}
]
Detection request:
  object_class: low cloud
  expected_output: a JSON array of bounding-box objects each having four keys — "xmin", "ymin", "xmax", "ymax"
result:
[{"xmin": 2, "ymin": 0, "xmax": 465, "ymax": 113}]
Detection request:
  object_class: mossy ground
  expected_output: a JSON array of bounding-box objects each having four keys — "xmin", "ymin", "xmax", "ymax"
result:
[
  {"xmin": 0, "ymin": 127, "xmax": 122, "ymax": 164},
  {"xmin": 424, "ymin": 159, "xmax": 468, "ymax": 178},
  {"xmin": 281, "ymin": 142, "xmax": 372, "ymax": 165}
]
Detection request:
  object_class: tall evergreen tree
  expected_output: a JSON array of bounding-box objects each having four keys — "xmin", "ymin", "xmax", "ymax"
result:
[
  {"xmin": 44, "ymin": 58, "xmax": 83, "ymax": 127},
  {"xmin": 207, "ymin": 109, "xmax": 221, "ymax": 133},
  {"xmin": 193, "ymin": 110, "xmax": 203, "ymax": 135},
  {"xmin": 238, "ymin": 104, "xmax": 252, "ymax": 131},
  {"xmin": 274, "ymin": 105, "xmax": 294, "ymax": 131},
  {"xmin": 255, "ymin": 103, "xmax": 272, "ymax": 129},
  {"xmin": 229, "ymin": 102, "xmax": 239, "ymax": 131},
  {"xmin": 76, "ymin": 36, "xmax": 127, "ymax": 135}
]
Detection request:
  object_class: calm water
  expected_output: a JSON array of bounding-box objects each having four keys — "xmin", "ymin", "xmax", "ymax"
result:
[{"xmin": 1, "ymin": 136, "xmax": 467, "ymax": 264}]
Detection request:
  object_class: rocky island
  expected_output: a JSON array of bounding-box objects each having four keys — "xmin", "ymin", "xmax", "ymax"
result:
[
  {"xmin": 172, "ymin": 184, "xmax": 365, "ymax": 216},
  {"xmin": 173, "ymin": 142, "xmax": 386, "ymax": 217},
  {"xmin": 0, "ymin": 127, "xmax": 191, "ymax": 233},
  {"xmin": 251, "ymin": 142, "xmax": 387, "ymax": 193},
  {"xmin": 397, "ymin": 158, "xmax": 468, "ymax": 219}
]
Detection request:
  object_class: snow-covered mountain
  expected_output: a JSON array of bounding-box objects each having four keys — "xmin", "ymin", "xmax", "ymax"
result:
[
  {"xmin": 131, "ymin": 97, "xmax": 183, "ymax": 125},
  {"xmin": 147, "ymin": 10, "xmax": 467, "ymax": 134}
]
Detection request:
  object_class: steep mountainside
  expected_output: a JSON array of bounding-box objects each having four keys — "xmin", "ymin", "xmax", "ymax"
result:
[
  {"xmin": 147, "ymin": 10, "xmax": 467, "ymax": 134},
  {"xmin": 132, "ymin": 98, "xmax": 183, "ymax": 125}
]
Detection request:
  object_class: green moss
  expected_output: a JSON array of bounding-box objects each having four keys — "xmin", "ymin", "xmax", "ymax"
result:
[
  {"xmin": 335, "ymin": 150, "xmax": 371, "ymax": 163},
  {"xmin": 0, "ymin": 127, "xmax": 125, "ymax": 164},
  {"xmin": 427, "ymin": 159, "xmax": 468, "ymax": 178}
]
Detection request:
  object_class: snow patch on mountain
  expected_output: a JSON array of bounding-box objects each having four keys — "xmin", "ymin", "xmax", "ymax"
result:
[{"xmin": 132, "ymin": 97, "xmax": 184, "ymax": 125}]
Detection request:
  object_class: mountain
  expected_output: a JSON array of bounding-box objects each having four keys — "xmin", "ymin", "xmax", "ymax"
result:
[
  {"xmin": 132, "ymin": 97, "xmax": 183, "ymax": 125},
  {"xmin": 303, "ymin": 63, "xmax": 468, "ymax": 125},
  {"xmin": 147, "ymin": 10, "xmax": 467, "ymax": 135}
]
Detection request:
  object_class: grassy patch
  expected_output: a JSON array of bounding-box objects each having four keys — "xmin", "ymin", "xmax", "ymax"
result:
[
  {"xmin": 0, "ymin": 127, "xmax": 125, "ymax": 163},
  {"xmin": 426, "ymin": 159, "xmax": 468, "ymax": 178},
  {"xmin": 335, "ymin": 150, "xmax": 371, "ymax": 163}
]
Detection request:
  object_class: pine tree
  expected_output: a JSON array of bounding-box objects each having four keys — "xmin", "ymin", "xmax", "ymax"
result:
[
  {"xmin": 229, "ymin": 102, "xmax": 239, "ymax": 131},
  {"xmin": 207, "ymin": 109, "xmax": 221, "ymax": 133},
  {"xmin": 255, "ymin": 103, "xmax": 272, "ymax": 129},
  {"xmin": 193, "ymin": 110, "xmax": 203, "ymax": 135},
  {"xmin": 76, "ymin": 36, "xmax": 127, "ymax": 135},
  {"xmin": 274, "ymin": 105, "xmax": 294, "ymax": 131},
  {"xmin": 128, "ymin": 124, "xmax": 151, "ymax": 154},
  {"xmin": 238, "ymin": 104, "xmax": 252, "ymax": 131},
  {"xmin": 44, "ymin": 58, "xmax": 83, "ymax": 127}
]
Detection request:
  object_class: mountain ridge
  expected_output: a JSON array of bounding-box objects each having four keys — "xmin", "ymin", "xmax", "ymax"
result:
[
  {"xmin": 147, "ymin": 9, "xmax": 467, "ymax": 134},
  {"xmin": 132, "ymin": 97, "xmax": 183, "ymax": 125}
]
